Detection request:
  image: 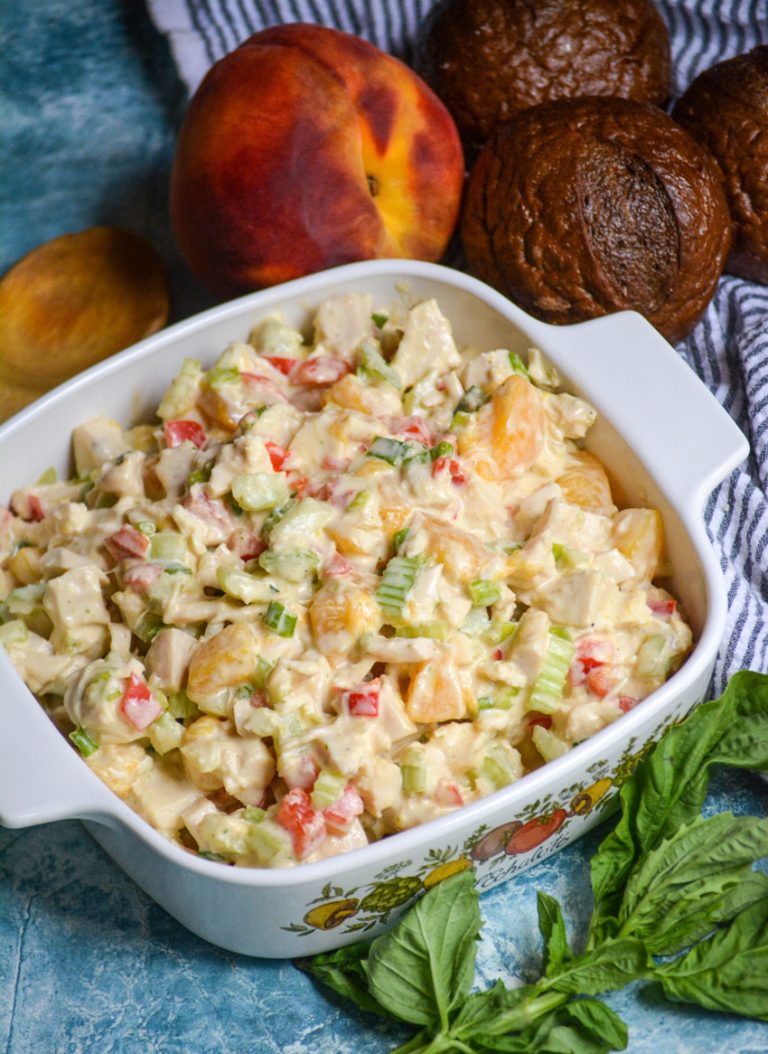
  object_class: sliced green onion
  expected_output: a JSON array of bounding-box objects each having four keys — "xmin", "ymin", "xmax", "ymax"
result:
[
  {"xmin": 371, "ymin": 311, "xmax": 388, "ymax": 328},
  {"xmin": 231, "ymin": 472, "xmax": 290, "ymax": 513},
  {"xmin": 311, "ymin": 769, "xmax": 347, "ymax": 810},
  {"xmin": 69, "ymin": 727, "xmax": 99, "ymax": 757},
  {"xmin": 187, "ymin": 463, "xmax": 213, "ymax": 487},
  {"xmin": 376, "ymin": 555, "xmax": 421, "ymax": 619},
  {"xmin": 264, "ymin": 601, "xmax": 297, "ymax": 638},
  {"xmin": 451, "ymin": 410, "xmax": 470, "ymax": 431},
  {"xmin": 430, "ymin": 440, "xmax": 454, "ymax": 461},
  {"xmin": 469, "ymin": 579, "xmax": 502, "ymax": 608},
  {"xmin": 552, "ymin": 543, "xmax": 589, "ymax": 570},
  {"xmin": 526, "ymin": 628, "xmax": 575, "ymax": 715},
  {"xmin": 253, "ymin": 656, "xmax": 273, "ymax": 690},
  {"xmin": 508, "ymin": 351, "xmax": 529, "ymax": 378},
  {"xmin": 135, "ymin": 520, "xmax": 157, "ymax": 536},
  {"xmin": 206, "ymin": 366, "xmax": 240, "ymax": 388},
  {"xmin": 357, "ymin": 340, "xmax": 401, "ymax": 389}
]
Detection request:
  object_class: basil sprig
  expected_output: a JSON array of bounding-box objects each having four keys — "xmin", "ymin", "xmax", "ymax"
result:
[{"xmin": 305, "ymin": 671, "xmax": 768, "ymax": 1052}]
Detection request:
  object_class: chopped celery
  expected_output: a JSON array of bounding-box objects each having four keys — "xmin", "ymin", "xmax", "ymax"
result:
[
  {"xmin": 7, "ymin": 583, "xmax": 46, "ymax": 617},
  {"xmin": 395, "ymin": 620, "xmax": 450, "ymax": 640},
  {"xmin": 243, "ymin": 805, "xmax": 266, "ymax": 824},
  {"xmin": 258, "ymin": 548, "xmax": 318, "ymax": 582},
  {"xmin": 469, "ymin": 579, "xmax": 502, "ymax": 608},
  {"xmin": 206, "ymin": 366, "xmax": 240, "ymax": 389},
  {"xmin": 450, "ymin": 410, "xmax": 470, "ymax": 431},
  {"xmin": 552, "ymin": 543, "xmax": 589, "ymax": 570},
  {"xmin": 157, "ymin": 358, "xmax": 203, "ymax": 420},
  {"xmin": 149, "ymin": 711, "xmax": 184, "ymax": 755},
  {"xmin": 392, "ymin": 527, "xmax": 410, "ymax": 553},
  {"xmin": 508, "ymin": 351, "xmax": 529, "ymax": 377},
  {"xmin": 242, "ymin": 707, "xmax": 279, "ymax": 737},
  {"xmin": 149, "ymin": 532, "xmax": 188, "ymax": 565},
  {"xmin": 0, "ymin": 619, "xmax": 29, "ymax": 647},
  {"xmin": 357, "ymin": 340, "xmax": 401, "ymax": 389},
  {"xmin": 347, "ymin": 490, "xmax": 371, "ymax": 510},
  {"xmin": 376, "ymin": 555, "xmax": 421, "ymax": 619},
  {"xmin": 231, "ymin": 472, "xmax": 289, "ymax": 512},
  {"xmin": 477, "ymin": 697, "xmax": 496, "ymax": 711},
  {"xmin": 247, "ymin": 818, "xmax": 292, "ymax": 863},
  {"xmin": 400, "ymin": 745, "xmax": 427, "ymax": 795},
  {"xmin": 526, "ymin": 628, "xmax": 575, "ymax": 714},
  {"xmin": 253, "ymin": 656, "xmax": 274, "ymax": 690},
  {"xmin": 261, "ymin": 499, "xmax": 297, "ymax": 542},
  {"xmin": 371, "ymin": 311, "xmax": 388, "ymax": 328},
  {"xmin": 461, "ymin": 607, "xmax": 491, "ymax": 637},
  {"xmin": 532, "ymin": 724, "xmax": 569, "ymax": 762},
  {"xmin": 264, "ymin": 601, "xmax": 297, "ymax": 638},
  {"xmin": 481, "ymin": 744, "xmax": 518, "ymax": 789},
  {"xmin": 267, "ymin": 499, "xmax": 334, "ymax": 547},
  {"xmin": 217, "ymin": 567, "xmax": 279, "ymax": 604},
  {"xmin": 311, "ymin": 769, "xmax": 347, "ymax": 810},
  {"xmin": 69, "ymin": 727, "xmax": 99, "ymax": 757},
  {"xmin": 636, "ymin": 634, "xmax": 671, "ymax": 679},
  {"xmin": 166, "ymin": 691, "xmax": 199, "ymax": 719},
  {"xmin": 484, "ymin": 621, "xmax": 519, "ymax": 646},
  {"xmin": 134, "ymin": 611, "xmax": 166, "ymax": 644},
  {"xmin": 367, "ymin": 436, "xmax": 416, "ymax": 466},
  {"xmin": 35, "ymin": 466, "xmax": 57, "ymax": 485}
]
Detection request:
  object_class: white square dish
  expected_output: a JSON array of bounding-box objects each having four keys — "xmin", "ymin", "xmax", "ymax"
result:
[{"xmin": 0, "ymin": 260, "xmax": 747, "ymax": 957}]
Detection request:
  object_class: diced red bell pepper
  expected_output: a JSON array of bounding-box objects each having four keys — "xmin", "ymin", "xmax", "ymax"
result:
[
  {"xmin": 28, "ymin": 495, "xmax": 45, "ymax": 522},
  {"xmin": 264, "ymin": 441, "xmax": 289, "ymax": 471},
  {"xmin": 292, "ymin": 357, "xmax": 349, "ymax": 387},
  {"xmin": 619, "ymin": 696, "xmax": 640, "ymax": 713},
  {"xmin": 282, "ymin": 753, "xmax": 320, "ymax": 791},
  {"xmin": 164, "ymin": 419, "xmax": 207, "ymax": 450},
  {"xmin": 648, "ymin": 598, "xmax": 677, "ymax": 617},
  {"xmin": 325, "ymin": 552, "xmax": 353, "ymax": 577},
  {"xmin": 323, "ymin": 784, "xmax": 365, "ymax": 835},
  {"xmin": 105, "ymin": 524, "xmax": 150, "ymax": 561},
  {"xmin": 432, "ymin": 456, "xmax": 465, "ymax": 485},
  {"xmin": 227, "ymin": 528, "xmax": 265, "ymax": 561},
  {"xmin": 528, "ymin": 715, "xmax": 553, "ymax": 731},
  {"xmin": 119, "ymin": 673, "xmax": 162, "ymax": 730},
  {"xmin": 343, "ymin": 681, "xmax": 380, "ymax": 717},
  {"xmin": 434, "ymin": 780, "xmax": 464, "ymax": 807},
  {"xmin": 493, "ymin": 647, "xmax": 504, "ymax": 661},
  {"xmin": 576, "ymin": 638, "xmax": 613, "ymax": 670},
  {"xmin": 386, "ymin": 415, "xmax": 434, "ymax": 446},
  {"xmin": 262, "ymin": 356, "xmax": 298, "ymax": 376},
  {"xmin": 586, "ymin": 665, "xmax": 616, "ymax": 698},
  {"xmin": 276, "ymin": 788, "xmax": 327, "ymax": 859}
]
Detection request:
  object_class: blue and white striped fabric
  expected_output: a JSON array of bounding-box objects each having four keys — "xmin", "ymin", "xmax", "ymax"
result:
[{"xmin": 147, "ymin": 0, "xmax": 768, "ymax": 691}]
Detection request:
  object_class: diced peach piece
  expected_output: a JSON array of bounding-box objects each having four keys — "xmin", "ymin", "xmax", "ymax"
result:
[
  {"xmin": 309, "ymin": 581, "xmax": 381, "ymax": 656},
  {"xmin": 557, "ymin": 450, "xmax": 616, "ymax": 516},
  {"xmin": 406, "ymin": 658, "xmax": 468, "ymax": 723},
  {"xmin": 458, "ymin": 375, "xmax": 545, "ymax": 481},
  {"xmin": 612, "ymin": 508, "xmax": 666, "ymax": 583},
  {"xmin": 186, "ymin": 622, "xmax": 260, "ymax": 704},
  {"xmin": 422, "ymin": 515, "xmax": 488, "ymax": 582}
]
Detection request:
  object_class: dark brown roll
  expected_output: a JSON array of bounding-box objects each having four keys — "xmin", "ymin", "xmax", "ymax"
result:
[
  {"xmin": 461, "ymin": 97, "xmax": 732, "ymax": 344},
  {"xmin": 419, "ymin": 0, "xmax": 671, "ymax": 155},
  {"xmin": 673, "ymin": 46, "xmax": 768, "ymax": 284}
]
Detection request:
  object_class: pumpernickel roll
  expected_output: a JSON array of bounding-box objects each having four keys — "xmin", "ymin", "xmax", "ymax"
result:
[
  {"xmin": 461, "ymin": 97, "xmax": 731, "ymax": 343},
  {"xmin": 673, "ymin": 46, "xmax": 768, "ymax": 284},
  {"xmin": 419, "ymin": 0, "xmax": 671, "ymax": 155}
]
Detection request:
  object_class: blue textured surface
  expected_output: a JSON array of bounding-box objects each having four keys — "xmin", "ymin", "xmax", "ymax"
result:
[{"xmin": 1, "ymin": 3, "xmax": 767, "ymax": 1052}]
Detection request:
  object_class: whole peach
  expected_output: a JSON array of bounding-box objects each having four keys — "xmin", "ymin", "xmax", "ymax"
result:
[{"xmin": 171, "ymin": 24, "xmax": 465, "ymax": 295}]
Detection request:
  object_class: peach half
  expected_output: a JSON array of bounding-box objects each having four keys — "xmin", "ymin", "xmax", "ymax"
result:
[{"xmin": 171, "ymin": 24, "xmax": 465, "ymax": 295}]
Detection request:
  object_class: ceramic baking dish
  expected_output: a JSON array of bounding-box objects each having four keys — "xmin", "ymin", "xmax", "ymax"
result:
[{"xmin": 0, "ymin": 260, "xmax": 747, "ymax": 958}]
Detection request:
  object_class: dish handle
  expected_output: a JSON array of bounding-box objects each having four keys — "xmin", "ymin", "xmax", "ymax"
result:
[
  {"xmin": 540, "ymin": 311, "xmax": 749, "ymax": 509},
  {"xmin": 0, "ymin": 658, "xmax": 117, "ymax": 829}
]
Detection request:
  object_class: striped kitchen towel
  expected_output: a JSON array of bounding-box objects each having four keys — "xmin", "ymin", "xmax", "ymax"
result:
[{"xmin": 147, "ymin": 0, "xmax": 768, "ymax": 691}]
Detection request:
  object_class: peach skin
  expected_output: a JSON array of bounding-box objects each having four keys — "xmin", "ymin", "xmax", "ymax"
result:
[{"xmin": 171, "ymin": 24, "xmax": 464, "ymax": 296}]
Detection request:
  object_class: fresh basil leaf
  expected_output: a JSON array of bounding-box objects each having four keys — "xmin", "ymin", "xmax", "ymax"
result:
[
  {"xmin": 537, "ymin": 892, "xmax": 571, "ymax": 976},
  {"xmin": 364, "ymin": 870, "xmax": 480, "ymax": 1028},
  {"xmin": 302, "ymin": 941, "xmax": 387, "ymax": 1018},
  {"xmin": 655, "ymin": 896, "xmax": 768, "ymax": 1020},
  {"xmin": 451, "ymin": 981, "xmax": 536, "ymax": 1039},
  {"xmin": 545, "ymin": 938, "xmax": 649, "ymax": 996},
  {"xmin": 618, "ymin": 813, "xmax": 768, "ymax": 954},
  {"xmin": 589, "ymin": 684, "xmax": 740, "ymax": 929},
  {"xmin": 707, "ymin": 670, "xmax": 768, "ymax": 772},
  {"xmin": 470, "ymin": 1000, "xmax": 626, "ymax": 1054}
]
